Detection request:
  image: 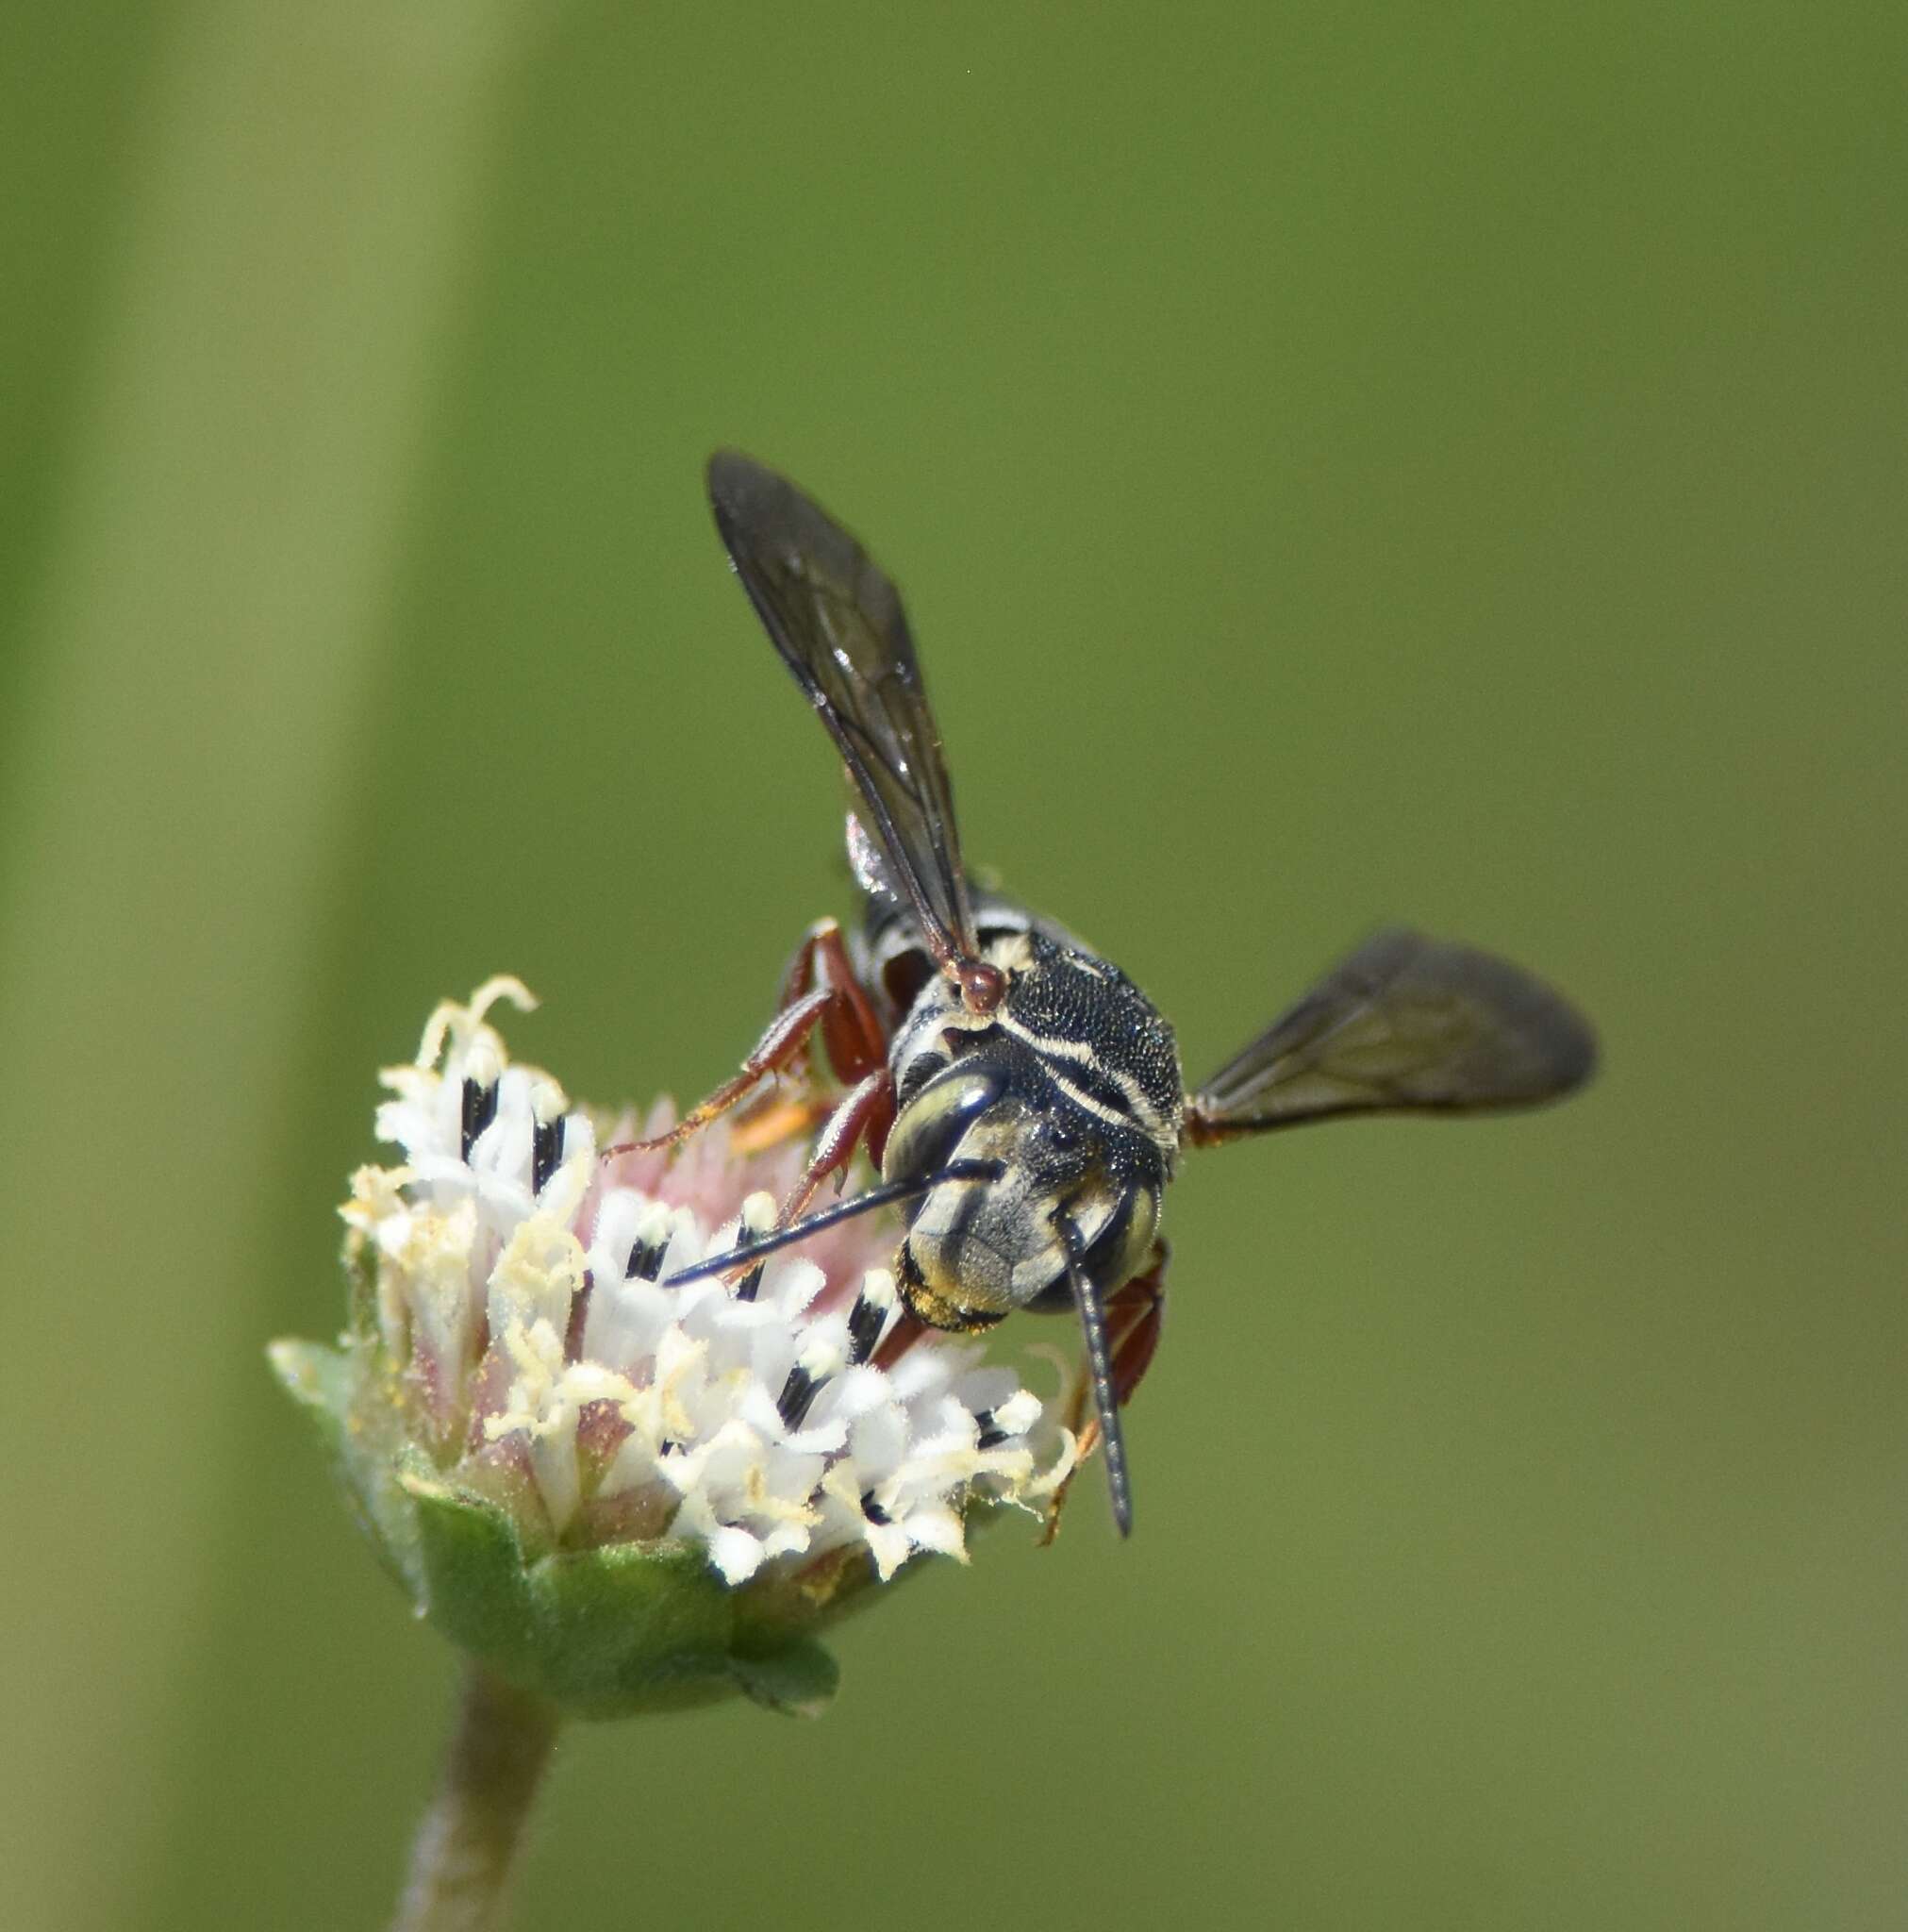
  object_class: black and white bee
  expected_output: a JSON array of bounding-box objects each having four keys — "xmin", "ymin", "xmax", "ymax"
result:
[{"xmin": 652, "ymin": 452, "xmax": 1596, "ymax": 1536}]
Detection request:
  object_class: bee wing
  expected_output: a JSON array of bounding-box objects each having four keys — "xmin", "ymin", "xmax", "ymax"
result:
[
  {"xmin": 707, "ymin": 451, "xmax": 978, "ymax": 968},
  {"xmin": 1186, "ymin": 929, "xmax": 1596, "ymax": 1141}
]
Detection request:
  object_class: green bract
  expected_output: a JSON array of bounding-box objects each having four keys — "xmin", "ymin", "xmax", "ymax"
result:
[{"xmin": 271, "ymin": 1333, "xmax": 882, "ymax": 1718}]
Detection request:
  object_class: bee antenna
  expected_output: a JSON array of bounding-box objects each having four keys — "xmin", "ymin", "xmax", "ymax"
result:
[
  {"xmin": 1054, "ymin": 1209, "xmax": 1133, "ymax": 1538},
  {"xmin": 662, "ymin": 1159, "xmax": 1004, "ymax": 1286}
]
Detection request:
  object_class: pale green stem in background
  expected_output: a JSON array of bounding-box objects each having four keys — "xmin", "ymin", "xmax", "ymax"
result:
[
  {"xmin": 391, "ymin": 1666, "xmax": 563, "ymax": 1932},
  {"xmin": 0, "ymin": 5, "xmax": 528, "ymax": 1926}
]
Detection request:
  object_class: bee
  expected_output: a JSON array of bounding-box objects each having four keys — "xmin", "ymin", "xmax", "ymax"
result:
[{"xmin": 650, "ymin": 452, "xmax": 1596, "ymax": 1536}]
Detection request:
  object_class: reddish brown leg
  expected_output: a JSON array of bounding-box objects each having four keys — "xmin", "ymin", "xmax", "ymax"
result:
[
  {"xmin": 871, "ymin": 1308, "xmax": 930, "ymax": 1373},
  {"xmin": 1103, "ymin": 1240, "xmax": 1170, "ymax": 1413},
  {"xmin": 752, "ymin": 926, "xmax": 896, "ymax": 1250},
  {"xmin": 773, "ymin": 1067, "xmax": 897, "ymax": 1227},
  {"xmin": 607, "ymin": 988, "xmax": 833, "ymax": 1158},
  {"xmin": 1041, "ymin": 1241, "xmax": 1170, "ymax": 1543},
  {"xmin": 604, "ymin": 919, "xmax": 890, "ymax": 1160},
  {"xmin": 779, "ymin": 919, "xmax": 888, "ymax": 1087}
]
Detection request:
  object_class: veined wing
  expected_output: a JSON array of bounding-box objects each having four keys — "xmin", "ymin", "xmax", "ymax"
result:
[
  {"xmin": 707, "ymin": 451, "xmax": 978, "ymax": 969},
  {"xmin": 1186, "ymin": 929, "xmax": 1596, "ymax": 1141}
]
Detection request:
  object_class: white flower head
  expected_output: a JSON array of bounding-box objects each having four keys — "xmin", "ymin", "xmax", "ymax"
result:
[{"xmin": 345, "ymin": 981, "xmax": 1074, "ymax": 1591}]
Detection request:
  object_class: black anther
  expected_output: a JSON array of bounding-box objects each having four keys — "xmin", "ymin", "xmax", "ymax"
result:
[
  {"xmin": 531, "ymin": 1114, "xmax": 566, "ymax": 1193},
  {"xmin": 626, "ymin": 1234, "xmax": 671, "ymax": 1282},
  {"xmin": 846, "ymin": 1292, "xmax": 887, "ymax": 1365},
  {"xmin": 460, "ymin": 1076, "xmax": 499, "ymax": 1162},
  {"xmin": 777, "ymin": 1363, "xmax": 822, "ymax": 1430}
]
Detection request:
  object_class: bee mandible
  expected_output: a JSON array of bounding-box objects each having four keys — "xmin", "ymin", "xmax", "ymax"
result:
[{"xmin": 642, "ymin": 453, "xmax": 1596, "ymax": 1536}]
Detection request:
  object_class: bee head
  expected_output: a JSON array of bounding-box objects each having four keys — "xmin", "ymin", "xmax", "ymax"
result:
[{"xmin": 882, "ymin": 1044, "xmax": 1164, "ymax": 1325}]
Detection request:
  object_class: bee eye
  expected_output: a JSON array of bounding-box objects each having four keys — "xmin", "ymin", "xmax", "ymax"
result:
[{"xmin": 883, "ymin": 1063, "xmax": 1006, "ymax": 1185}]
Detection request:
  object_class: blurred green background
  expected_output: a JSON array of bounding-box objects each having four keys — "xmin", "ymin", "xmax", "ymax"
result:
[{"xmin": 4, "ymin": 3, "xmax": 1903, "ymax": 1928}]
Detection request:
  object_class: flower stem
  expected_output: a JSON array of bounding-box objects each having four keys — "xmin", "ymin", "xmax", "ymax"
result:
[{"xmin": 391, "ymin": 1662, "xmax": 561, "ymax": 1932}]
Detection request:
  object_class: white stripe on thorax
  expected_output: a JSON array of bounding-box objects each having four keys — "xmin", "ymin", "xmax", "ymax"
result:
[{"xmin": 991, "ymin": 1009, "xmax": 1174, "ymax": 1146}]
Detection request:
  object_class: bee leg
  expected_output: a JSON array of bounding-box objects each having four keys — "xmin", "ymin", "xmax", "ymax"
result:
[
  {"xmin": 605, "ymin": 986, "xmax": 836, "ymax": 1157},
  {"xmin": 778, "ymin": 918, "xmax": 888, "ymax": 1088},
  {"xmin": 1067, "ymin": 1241, "xmax": 1170, "ymax": 1443},
  {"xmin": 772, "ymin": 1064, "xmax": 896, "ymax": 1227},
  {"xmin": 871, "ymin": 1308, "xmax": 930, "ymax": 1372},
  {"xmin": 605, "ymin": 921, "xmax": 890, "ymax": 1160},
  {"xmin": 1040, "ymin": 1241, "xmax": 1170, "ymax": 1544},
  {"xmin": 684, "ymin": 1043, "xmax": 894, "ymax": 1292},
  {"xmin": 1103, "ymin": 1240, "xmax": 1170, "ymax": 1413},
  {"xmin": 690, "ymin": 1068, "xmax": 896, "ymax": 1294}
]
